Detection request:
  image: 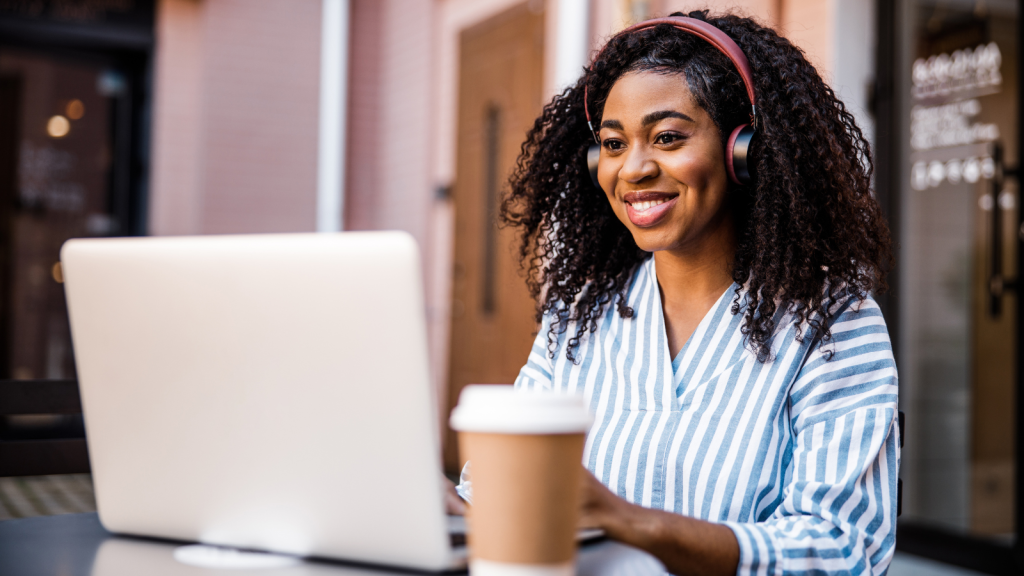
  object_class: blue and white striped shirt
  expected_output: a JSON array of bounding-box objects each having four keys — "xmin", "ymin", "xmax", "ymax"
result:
[{"xmin": 514, "ymin": 257, "xmax": 899, "ymax": 576}]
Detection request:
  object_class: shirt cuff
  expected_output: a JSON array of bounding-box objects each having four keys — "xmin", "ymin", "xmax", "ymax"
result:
[{"xmin": 722, "ymin": 521, "xmax": 783, "ymax": 576}]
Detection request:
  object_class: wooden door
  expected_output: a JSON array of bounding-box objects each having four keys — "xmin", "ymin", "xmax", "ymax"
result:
[{"xmin": 445, "ymin": 4, "xmax": 544, "ymax": 471}]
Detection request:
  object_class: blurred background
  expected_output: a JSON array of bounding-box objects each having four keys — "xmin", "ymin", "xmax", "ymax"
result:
[{"xmin": 0, "ymin": 0, "xmax": 1019, "ymax": 574}]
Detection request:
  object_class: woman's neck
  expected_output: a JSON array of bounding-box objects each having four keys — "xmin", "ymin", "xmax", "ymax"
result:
[{"xmin": 653, "ymin": 216, "xmax": 737, "ymax": 358}]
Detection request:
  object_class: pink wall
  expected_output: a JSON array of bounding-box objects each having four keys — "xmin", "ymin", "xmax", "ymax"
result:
[
  {"xmin": 344, "ymin": 0, "xmax": 436, "ymax": 252},
  {"xmin": 150, "ymin": 0, "xmax": 321, "ymax": 236},
  {"xmin": 149, "ymin": 0, "xmax": 204, "ymax": 235},
  {"xmin": 151, "ymin": 0, "xmax": 448, "ymax": 396},
  {"xmin": 777, "ymin": 0, "xmax": 831, "ymax": 76},
  {"xmin": 344, "ymin": 0, "xmax": 385, "ymax": 232},
  {"xmin": 345, "ymin": 0, "xmax": 445, "ymax": 397}
]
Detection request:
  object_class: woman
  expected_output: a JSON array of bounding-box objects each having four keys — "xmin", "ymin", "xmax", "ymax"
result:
[{"xmin": 500, "ymin": 10, "xmax": 898, "ymax": 576}]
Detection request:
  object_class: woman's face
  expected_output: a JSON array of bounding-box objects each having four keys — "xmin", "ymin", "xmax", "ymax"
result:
[{"xmin": 597, "ymin": 70, "xmax": 732, "ymax": 254}]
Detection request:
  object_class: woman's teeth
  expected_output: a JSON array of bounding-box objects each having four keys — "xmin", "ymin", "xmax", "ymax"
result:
[{"xmin": 630, "ymin": 199, "xmax": 669, "ymax": 212}]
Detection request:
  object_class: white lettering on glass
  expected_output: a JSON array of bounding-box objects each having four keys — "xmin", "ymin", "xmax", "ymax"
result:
[{"xmin": 912, "ymin": 42, "xmax": 1002, "ymax": 100}]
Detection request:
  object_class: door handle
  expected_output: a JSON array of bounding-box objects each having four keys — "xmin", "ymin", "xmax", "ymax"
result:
[{"xmin": 989, "ymin": 142, "xmax": 1019, "ymax": 317}]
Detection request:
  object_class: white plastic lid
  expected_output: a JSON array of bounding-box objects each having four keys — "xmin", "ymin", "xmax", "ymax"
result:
[{"xmin": 449, "ymin": 385, "xmax": 593, "ymax": 434}]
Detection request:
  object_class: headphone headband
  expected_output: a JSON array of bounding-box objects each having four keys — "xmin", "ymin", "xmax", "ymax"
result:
[{"xmin": 584, "ymin": 16, "xmax": 758, "ymax": 137}]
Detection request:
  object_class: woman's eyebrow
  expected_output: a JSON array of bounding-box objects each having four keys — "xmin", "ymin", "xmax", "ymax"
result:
[
  {"xmin": 642, "ymin": 110, "xmax": 694, "ymax": 126},
  {"xmin": 600, "ymin": 111, "xmax": 694, "ymax": 131}
]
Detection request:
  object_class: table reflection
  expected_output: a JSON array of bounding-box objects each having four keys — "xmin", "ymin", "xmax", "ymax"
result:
[{"xmin": 90, "ymin": 534, "xmax": 665, "ymax": 576}]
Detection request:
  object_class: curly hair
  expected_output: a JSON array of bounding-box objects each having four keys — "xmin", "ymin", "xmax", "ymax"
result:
[{"xmin": 501, "ymin": 9, "xmax": 892, "ymax": 363}]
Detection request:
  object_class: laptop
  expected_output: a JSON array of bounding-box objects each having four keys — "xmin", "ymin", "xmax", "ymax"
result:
[{"xmin": 61, "ymin": 232, "xmax": 466, "ymax": 571}]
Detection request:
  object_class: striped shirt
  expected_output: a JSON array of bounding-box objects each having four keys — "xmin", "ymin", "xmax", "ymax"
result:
[{"xmin": 514, "ymin": 257, "xmax": 899, "ymax": 576}]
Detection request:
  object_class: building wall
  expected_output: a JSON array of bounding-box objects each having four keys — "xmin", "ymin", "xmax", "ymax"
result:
[
  {"xmin": 149, "ymin": 0, "xmax": 204, "ymax": 235},
  {"xmin": 828, "ymin": 0, "xmax": 875, "ymax": 145},
  {"xmin": 343, "ymin": 0, "xmax": 384, "ymax": 234},
  {"xmin": 345, "ymin": 0, "xmax": 443, "ymax": 398},
  {"xmin": 777, "ymin": 0, "xmax": 832, "ymax": 72},
  {"xmin": 149, "ymin": 0, "xmax": 321, "ymax": 236},
  {"xmin": 344, "ymin": 0, "xmax": 435, "ymax": 249}
]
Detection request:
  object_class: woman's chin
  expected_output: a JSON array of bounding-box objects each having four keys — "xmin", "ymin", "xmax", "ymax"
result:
[{"xmin": 628, "ymin": 230, "xmax": 680, "ymax": 254}]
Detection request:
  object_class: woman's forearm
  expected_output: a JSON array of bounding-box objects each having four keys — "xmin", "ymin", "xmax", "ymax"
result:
[{"xmin": 602, "ymin": 498, "xmax": 739, "ymax": 576}]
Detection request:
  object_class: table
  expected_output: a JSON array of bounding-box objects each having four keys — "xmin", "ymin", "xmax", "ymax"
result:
[{"xmin": 0, "ymin": 513, "xmax": 666, "ymax": 575}]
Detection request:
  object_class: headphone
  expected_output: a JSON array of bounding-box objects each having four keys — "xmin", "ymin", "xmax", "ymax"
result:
[{"xmin": 585, "ymin": 16, "xmax": 758, "ymax": 188}]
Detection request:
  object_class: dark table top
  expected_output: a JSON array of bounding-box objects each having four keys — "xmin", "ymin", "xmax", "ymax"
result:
[{"xmin": 0, "ymin": 513, "xmax": 665, "ymax": 576}]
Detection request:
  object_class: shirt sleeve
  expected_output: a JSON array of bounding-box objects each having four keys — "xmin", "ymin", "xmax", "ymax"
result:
[
  {"xmin": 724, "ymin": 297, "xmax": 900, "ymax": 576},
  {"xmin": 513, "ymin": 311, "xmax": 557, "ymax": 391}
]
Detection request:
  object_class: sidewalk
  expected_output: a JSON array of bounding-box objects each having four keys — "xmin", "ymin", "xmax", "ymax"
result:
[{"xmin": 0, "ymin": 474, "xmax": 95, "ymax": 520}]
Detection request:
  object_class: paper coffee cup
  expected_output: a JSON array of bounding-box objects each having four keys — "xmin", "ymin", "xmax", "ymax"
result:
[{"xmin": 450, "ymin": 385, "xmax": 592, "ymax": 576}]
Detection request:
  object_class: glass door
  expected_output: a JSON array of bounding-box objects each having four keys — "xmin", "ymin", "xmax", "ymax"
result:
[
  {"xmin": 895, "ymin": 0, "xmax": 1019, "ymax": 554},
  {"xmin": 0, "ymin": 48, "xmax": 144, "ymax": 380}
]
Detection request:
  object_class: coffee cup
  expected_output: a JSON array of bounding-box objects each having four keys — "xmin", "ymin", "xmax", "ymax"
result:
[{"xmin": 450, "ymin": 385, "xmax": 592, "ymax": 576}]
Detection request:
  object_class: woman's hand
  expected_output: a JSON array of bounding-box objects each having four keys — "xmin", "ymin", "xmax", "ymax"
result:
[
  {"xmin": 578, "ymin": 466, "xmax": 634, "ymax": 535},
  {"xmin": 444, "ymin": 476, "xmax": 466, "ymax": 515},
  {"xmin": 578, "ymin": 468, "xmax": 739, "ymax": 576}
]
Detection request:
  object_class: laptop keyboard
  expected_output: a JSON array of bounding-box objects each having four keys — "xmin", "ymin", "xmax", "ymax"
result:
[
  {"xmin": 446, "ymin": 527, "xmax": 603, "ymax": 549},
  {"xmin": 449, "ymin": 532, "xmax": 467, "ymax": 548}
]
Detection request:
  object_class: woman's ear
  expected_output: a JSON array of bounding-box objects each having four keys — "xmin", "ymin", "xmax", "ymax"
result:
[{"xmin": 587, "ymin": 144, "xmax": 601, "ymax": 190}]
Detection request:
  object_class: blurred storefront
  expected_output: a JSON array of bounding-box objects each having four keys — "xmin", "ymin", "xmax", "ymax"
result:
[
  {"xmin": 0, "ymin": 1, "xmax": 152, "ymax": 381},
  {"xmin": 876, "ymin": 0, "xmax": 1022, "ymax": 572},
  {"xmin": 1, "ymin": 0, "xmax": 1022, "ymax": 572}
]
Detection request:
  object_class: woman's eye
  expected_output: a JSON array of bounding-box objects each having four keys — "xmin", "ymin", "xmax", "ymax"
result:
[
  {"xmin": 602, "ymin": 139, "xmax": 624, "ymax": 151},
  {"xmin": 654, "ymin": 132, "xmax": 684, "ymax": 145}
]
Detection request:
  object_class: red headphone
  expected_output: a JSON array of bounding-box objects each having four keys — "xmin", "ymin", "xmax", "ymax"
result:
[{"xmin": 585, "ymin": 16, "xmax": 758, "ymax": 187}]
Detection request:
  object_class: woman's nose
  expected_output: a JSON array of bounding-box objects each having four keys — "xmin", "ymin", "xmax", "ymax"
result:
[{"xmin": 618, "ymin": 145, "xmax": 659, "ymax": 183}]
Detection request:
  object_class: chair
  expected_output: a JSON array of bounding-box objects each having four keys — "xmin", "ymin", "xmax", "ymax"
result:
[
  {"xmin": 897, "ymin": 410, "xmax": 904, "ymax": 517},
  {"xmin": 0, "ymin": 379, "xmax": 90, "ymax": 477}
]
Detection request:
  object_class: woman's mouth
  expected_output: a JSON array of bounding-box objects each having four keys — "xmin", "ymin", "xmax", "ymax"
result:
[{"xmin": 624, "ymin": 193, "xmax": 678, "ymax": 227}]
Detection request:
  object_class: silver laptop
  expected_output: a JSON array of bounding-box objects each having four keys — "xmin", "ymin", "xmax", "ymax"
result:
[{"xmin": 61, "ymin": 231, "xmax": 466, "ymax": 571}]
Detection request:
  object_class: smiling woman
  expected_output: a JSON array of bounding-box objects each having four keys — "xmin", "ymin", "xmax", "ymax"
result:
[
  {"xmin": 597, "ymin": 71, "xmax": 736, "ymax": 358},
  {"xmin": 599, "ymin": 80, "xmax": 728, "ymax": 236},
  {"xmin": 500, "ymin": 9, "xmax": 897, "ymax": 576}
]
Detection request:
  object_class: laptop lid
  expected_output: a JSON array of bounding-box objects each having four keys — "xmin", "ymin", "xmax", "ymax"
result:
[{"xmin": 61, "ymin": 232, "xmax": 454, "ymax": 571}]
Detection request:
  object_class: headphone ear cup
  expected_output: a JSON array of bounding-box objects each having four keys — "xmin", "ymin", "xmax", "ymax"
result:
[
  {"xmin": 587, "ymin": 144, "xmax": 601, "ymax": 190},
  {"xmin": 726, "ymin": 124, "xmax": 756, "ymax": 185}
]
